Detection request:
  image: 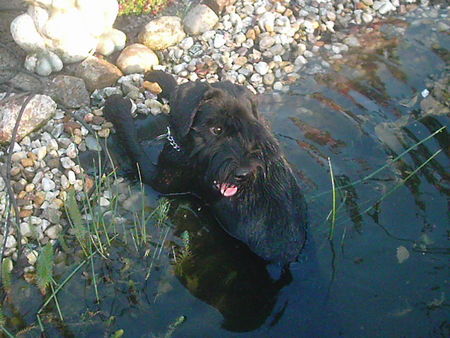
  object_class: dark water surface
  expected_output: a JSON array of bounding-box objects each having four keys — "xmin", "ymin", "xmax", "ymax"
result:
[{"xmin": 3, "ymin": 11, "xmax": 449, "ymax": 338}]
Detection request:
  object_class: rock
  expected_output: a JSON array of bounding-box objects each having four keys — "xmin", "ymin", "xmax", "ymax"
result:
[
  {"xmin": 183, "ymin": 4, "xmax": 219, "ymax": 35},
  {"xmin": 263, "ymin": 73, "xmax": 275, "ymax": 86},
  {"xmin": 44, "ymin": 75, "xmax": 90, "ymax": 108},
  {"xmin": 26, "ymin": 250, "xmax": 38, "ymax": 265},
  {"xmin": 35, "ymin": 146, "xmax": 47, "ymax": 161},
  {"xmin": 116, "ymin": 44, "xmax": 159, "ymax": 75},
  {"xmin": 65, "ymin": 56, "xmax": 123, "ymax": 92},
  {"xmin": 41, "ymin": 177, "xmax": 56, "ymax": 191},
  {"xmin": 138, "ymin": 16, "xmax": 185, "ymax": 50},
  {"xmin": 254, "ymin": 62, "xmax": 269, "ymax": 75},
  {"xmin": 377, "ymin": 1, "xmax": 396, "ymax": 14},
  {"xmin": 10, "ymin": 0, "xmax": 125, "ymax": 76},
  {"xmin": 11, "ymin": 151, "xmax": 27, "ymax": 162},
  {"xmin": 213, "ymin": 34, "xmax": 226, "ymax": 48},
  {"xmin": 0, "ymin": 94, "xmax": 56, "ymax": 145},
  {"xmin": 362, "ymin": 13, "xmax": 373, "ymax": 23},
  {"xmin": 420, "ymin": 96, "xmax": 449, "ymax": 116},
  {"xmin": 21, "ymin": 158, "xmax": 34, "ymax": 168},
  {"xmin": 20, "ymin": 222, "xmax": 33, "ymax": 237},
  {"xmin": 99, "ymin": 197, "xmax": 110, "ymax": 207},
  {"xmin": 45, "ymin": 224, "xmax": 62, "ymax": 240},
  {"xmin": 259, "ymin": 35, "xmax": 276, "ymax": 50},
  {"xmin": 180, "ymin": 37, "xmax": 194, "ymax": 50},
  {"xmin": 259, "ymin": 12, "xmax": 276, "ymax": 32},
  {"xmin": 42, "ymin": 208, "xmax": 61, "ymax": 224},
  {"xmin": 203, "ymin": 0, "xmax": 237, "ymax": 14},
  {"xmin": 85, "ymin": 135, "xmax": 102, "ymax": 151},
  {"xmin": 5, "ymin": 236, "xmax": 17, "ymax": 249},
  {"xmin": 60, "ymin": 157, "xmax": 76, "ymax": 169}
]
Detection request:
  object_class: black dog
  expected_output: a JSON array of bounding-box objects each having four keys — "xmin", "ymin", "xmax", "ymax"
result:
[{"xmin": 103, "ymin": 71, "xmax": 307, "ymax": 265}]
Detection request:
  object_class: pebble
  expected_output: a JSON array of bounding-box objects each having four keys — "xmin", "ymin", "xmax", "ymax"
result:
[
  {"xmin": 42, "ymin": 177, "xmax": 56, "ymax": 191},
  {"xmin": 254, "ymin": 62, "xmax": 269, "ymax": 75},
  {"xmin": 85, "ymin": 135, "xmax": 102, "ymax": 151}
]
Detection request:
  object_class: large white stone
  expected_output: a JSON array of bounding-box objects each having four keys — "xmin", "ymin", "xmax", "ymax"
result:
[
  {"xmin": 10, "ymin": 0, "xmax": 126, "ymax": 76},
  {"xmin": 139, "ymin": 16, "xmax": 186, "ymax": 50},
  {"xmin": 116, "ymin": 44, "xmax": 159, "ymax": 74},
  {"xmin": 183, "ymin": 4, "xmax": 219, "ymax": 35}
]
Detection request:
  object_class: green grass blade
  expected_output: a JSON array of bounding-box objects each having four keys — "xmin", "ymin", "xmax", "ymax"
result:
[
  {"xmin": 311, "ymin": 126, "xmax": 446, "ymax": 199},
  {"xmin": 327, "ymin": 157, "xmax": 337, "ymax": 240}
]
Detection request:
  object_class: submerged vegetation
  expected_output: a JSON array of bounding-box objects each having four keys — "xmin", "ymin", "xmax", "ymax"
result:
[{"xmin": 118, "ymin": 0, "xmax": 169, "ymax": 15}]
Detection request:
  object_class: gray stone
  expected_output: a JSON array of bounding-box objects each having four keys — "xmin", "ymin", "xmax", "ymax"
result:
[
  {"xmin": 183, "ymin": 5, "xmax": 219, "ymax": 35},
  {"xmin": 45, "ymin": 75, "xmax": 90, "ymax": 108},
  {"xmin": 139, "ymin": 16, "xmax": 186, "ymax": 50},
  {"xmin": 0, "ymin": 94, "xmax": 56, "ymax": 145}
]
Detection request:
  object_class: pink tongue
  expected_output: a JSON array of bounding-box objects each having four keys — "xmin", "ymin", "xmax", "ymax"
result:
[{"xmin": 219, "ymin": 184, "xmax": 238, "ymax": 197}]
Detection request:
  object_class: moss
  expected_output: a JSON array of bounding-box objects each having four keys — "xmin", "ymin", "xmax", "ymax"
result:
[{"xmin": 118, "ymin": 0, "xmax": 169, "ymax": 16}]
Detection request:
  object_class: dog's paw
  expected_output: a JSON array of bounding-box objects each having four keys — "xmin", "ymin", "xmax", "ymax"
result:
[{"xmin": 103, "ymin": 95, "xmax": 133, "ymax": 125}]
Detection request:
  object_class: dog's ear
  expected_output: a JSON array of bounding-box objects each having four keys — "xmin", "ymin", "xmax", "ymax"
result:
[
  {"xmin": 170, "ymin": 81, "xmax": 210, "ymax": 138},
  {"xmin": 211, "ymin": 81, "xmax": 260, "ymax": 120}
]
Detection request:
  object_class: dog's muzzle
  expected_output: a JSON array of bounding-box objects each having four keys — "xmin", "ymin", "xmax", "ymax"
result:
[{"xmin": 213, "ymin": 164, "xmax": 258, "ymax": 198}]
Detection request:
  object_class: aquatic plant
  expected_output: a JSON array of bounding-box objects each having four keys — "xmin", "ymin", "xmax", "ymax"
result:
[
  {"xmin": 0, "ymin": 258, "xmax": 12, "ymax": 293},
  {"xmin": 118, "ymin": 0, "xmax": 168, "ymax": 15},
  {"xmin": 36, "ymin": 243, "xmax": 54, "ymax": 294}
]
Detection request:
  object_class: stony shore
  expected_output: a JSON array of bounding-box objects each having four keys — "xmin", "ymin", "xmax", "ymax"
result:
[{"xmin": 0, "ymin": 0, "xmax": 447, "ymax": 274}]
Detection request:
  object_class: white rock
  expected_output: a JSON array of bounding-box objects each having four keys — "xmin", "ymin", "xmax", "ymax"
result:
[
  {"xmin": 11, "ymin": 151, "xmax": 27, "ymax": 162},
  {"xmin": 42, "ymin": 177, "xmax": 56, "ymax": 191},
  {"xmin": 26, "ymin": 250, "xmax": 38, "ymax": 265},
  {"xmin": 180, "ymin": 37, "xmax": 194, "ymax": 50},
  {"xmin": 183, "ymin": 5, "xmax": 219, "ymax": 35},
  {"xmin": 259, "ymin": 12, "xmax": 276, "ymax": 32},
  {"xmin": 20, "ymin": 222, "xmax": 33, "ymax": 237},
  {"xmin": 254, "ymin": 62, "xmax": 269, "ymax": 75},
  {"xmin": 60, "ymin": 157, "xmax": 76, "ymax": 169},
  {"xmin": 45, "ymin": 224, "xmax": 62, "ymax": 240},
  {"xmin": 378, "ymin": 2, "xmax": 396, "ymax": 14},
  {"xmin": 61, "ymin": 174, "xmax": 69, "ymax": 189},
  {"xmin": 214, "ymin": 34, "xmax": 226, "ymax": 48},
  {"xmin": 10, "ymin": 0, "xmax": 125, "ymax": 76},
  {"xmin": 99, "ymin": 197, "xmax": 110, "ymax": 207},
  {"xmin": 294, "ymin": 55, "xmax": 308, "ymax": 65},
  {"xmin": 362, "ymin": 13, "xmax": 373, "ymax": 23},
  {"xmin": 273, "ymin": 82, "xmax": 283, "ymax": 91},
  {"xmin": 116, "ymin": 43, "xmax": 159, "ymax": 74},
  {"xmin": 68, "ymin": 170, "xmax": 77, "ymax": 184},
  {"xmin": 66, "ymin": 143, "xmax": 78, "ymax": 159},
  {"xmin": 5, "ymin": 235, "xmax": 17, "ymax": 249}
]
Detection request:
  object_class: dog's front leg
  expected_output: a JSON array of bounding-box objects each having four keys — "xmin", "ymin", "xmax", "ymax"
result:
[{"xmin": 103, "ymin": 95, "xmax": 157, "ymax": 185}]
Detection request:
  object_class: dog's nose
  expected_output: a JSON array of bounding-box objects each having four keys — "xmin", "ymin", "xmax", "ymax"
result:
[{"xmin": 234, "ymin": 166, "xmax": 253, "ymax": 181}]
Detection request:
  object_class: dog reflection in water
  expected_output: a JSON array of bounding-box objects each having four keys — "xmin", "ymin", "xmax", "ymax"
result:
[{"xmin": 104, "ymin": 70, "xmax": 308, "ymax": 266}]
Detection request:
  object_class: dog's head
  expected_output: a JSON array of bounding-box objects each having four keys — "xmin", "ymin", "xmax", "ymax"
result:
[{"xmin": 169, "ymin": 80, "xmax": 284, "ymax": 198}]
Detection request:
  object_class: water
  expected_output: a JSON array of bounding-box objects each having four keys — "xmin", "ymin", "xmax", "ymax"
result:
[{"xmin": 2, "ymin": 11, "xmax": 449, "ymax": 338}]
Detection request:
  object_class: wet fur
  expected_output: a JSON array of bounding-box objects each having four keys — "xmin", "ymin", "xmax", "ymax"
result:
[{"xmin": 104, "ymin": 71, "xmax": 307, "ymax": 265}]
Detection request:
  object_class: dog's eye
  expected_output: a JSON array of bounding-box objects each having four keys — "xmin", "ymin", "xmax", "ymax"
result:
[{"xmin": 210, "ymin": 126, "xmax": 223, "ymax": 135}]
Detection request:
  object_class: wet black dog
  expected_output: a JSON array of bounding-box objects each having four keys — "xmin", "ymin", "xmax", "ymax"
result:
[{"xmin": 103, "ymin": 71, "xmax": 307, "ymax": 265}]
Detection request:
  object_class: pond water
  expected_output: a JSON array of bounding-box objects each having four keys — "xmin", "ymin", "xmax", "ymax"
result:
[{"xmin": 3, "ymin": 11, "xmax": 449, "ymax": 338}]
